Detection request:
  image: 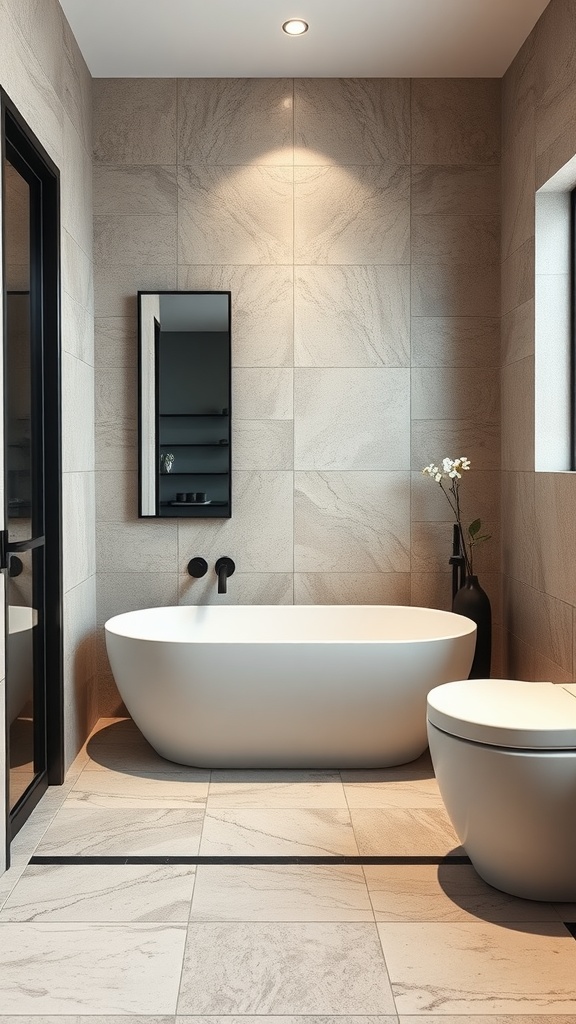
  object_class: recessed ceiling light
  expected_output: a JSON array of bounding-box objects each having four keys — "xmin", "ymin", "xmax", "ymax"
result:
[{"xmin": 282, "ymin": 19, "xmax": 309, "ymax": 36}]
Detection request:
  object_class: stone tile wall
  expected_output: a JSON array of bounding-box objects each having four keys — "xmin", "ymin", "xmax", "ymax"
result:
[{"xmin": 93, "ymin": 76, "xmax": 502, "ymax": 711}]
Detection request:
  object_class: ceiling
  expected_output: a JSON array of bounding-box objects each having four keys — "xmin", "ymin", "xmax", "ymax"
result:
[{"xmin": 59, "ymin": 0, "xmax": 551, "ymax": 78}]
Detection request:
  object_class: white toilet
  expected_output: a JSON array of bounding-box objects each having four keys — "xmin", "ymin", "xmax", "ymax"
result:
[{"xmin": 427, "ymin": 678, "xmax": 576, "ymax": 901}]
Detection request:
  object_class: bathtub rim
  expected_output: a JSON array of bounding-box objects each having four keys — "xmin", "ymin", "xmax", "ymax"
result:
[{"xmin": 104, "ymin": 604, "xmax": 477, "ymax": 646}]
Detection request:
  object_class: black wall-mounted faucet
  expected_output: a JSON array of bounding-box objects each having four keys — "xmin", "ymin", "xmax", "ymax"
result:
[{"xmin": 215, "ymin": 556, "xmax": 235, "ymax": 594}]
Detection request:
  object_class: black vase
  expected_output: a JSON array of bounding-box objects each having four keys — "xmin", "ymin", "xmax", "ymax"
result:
[{"xmin": 452, "ymin": 575, "xmax": 492, "ymax": 679}]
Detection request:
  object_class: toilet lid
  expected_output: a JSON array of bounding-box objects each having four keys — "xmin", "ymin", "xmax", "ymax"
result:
[{"xmin": 427, "ymin": 678, "xmax": 576, "ymax": 749}]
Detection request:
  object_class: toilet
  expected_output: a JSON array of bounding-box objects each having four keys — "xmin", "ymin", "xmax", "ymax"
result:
[{"xmin": 427, "ymin": 678, "xmax": 576, "ymax": 901}]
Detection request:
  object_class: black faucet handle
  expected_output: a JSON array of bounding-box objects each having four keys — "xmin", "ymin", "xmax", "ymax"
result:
[
  {"xmin": 188, "ymin": 557, "xmax": 208, "ymax": 578},
  {"xmin": 215, "ymin": 556, "xmax": 235, "ymax": 594}
]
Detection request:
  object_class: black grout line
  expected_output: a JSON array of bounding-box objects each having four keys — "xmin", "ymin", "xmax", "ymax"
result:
[{"xmin": 29, "ymin": 854, "xmax": 472, "ymax": 866}]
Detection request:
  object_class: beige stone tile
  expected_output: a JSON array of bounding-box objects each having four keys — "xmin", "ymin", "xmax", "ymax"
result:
[
  {"xmin": 95, "ymin": 421, "xmax": 138, "ymax": 473},
  {"xmin": 535, "ymin": 472, "xmax": 576, "ymax": 607},
  {"xmin": 365, "ymin": 863, "xmax": 560, "ymax": 922},
  {"xmin": 501, "ymin": 356, "xmax": 534, "ymax": 471},
  {"xmin": 0, "ymin": 862, "xmax": 196, "ymax": 923},
  {"xmin": 62, "ymin": 228, "xmax": 93, "ymax": 312},
  {"xmin": 178, "ymin": 572, "xmax": 293, "ymax": 606},
  {"xmin": 411, "ymin": 265, "xmax": 499, "ymax": 317},
  {"xmin": 411, "ymin": 521, "xmax": 499, "ymax": 575},
  {"xmin": 200, "ymin": 809, "xmax": 359, "ymax": 857},
  {"xmin": 96, "ymin": 521, "xmax": 178, "ymax": 574},
  {"xmin": 190, "ymin": 863, "xmax": 373, "ymax": 922},
  {"xmin": 294, "ymin": 472, "xmax": 410, "ymax": 573},
  {"xmin": 411, "ymin": 165, "xmax": 500, "ymax": 216},
  {"xmin": 95, "ymin": 468, "xmax": 138, "ymax": 521},
  {"xmin": 62, "ymin": 291, "xmax": 94, "ymax": 366},
  {"xmin": 61, "ymin": 114, "xmax": 92, "ymax": 257},
  {"xmin": 63, "ymin": 472, "xmax": 96, "ymax": 591},
  {"xmin": 295, "ymin": 265, "xmax": 409, "ymax": 368},
  {"xmin": 82, "ymin": 718, "xmax": 185, "ymax": 773},
  {"xmin": 378, "ymin": 920, "xmax": 576, "ymax": 1014},
  {"xmin": 177, "ymin": 265, "xmax": 293, "ymax": 367},
  {"xmin": 94, "ymin": 214, "xmax": 177, "ymax": 267},
  {"xmin": 294, "ymin": 368, "xmax": 410, "ymax": 470},
  {"xmin": 503, "ymin": 29, "xmax": 535, "ymax": 152},
  {"xmin": 232, "ymin": 420, "xmax": 293, "ymax": 470},
  {"xmin": 95, "ymin": 364, "xmax": 136, "ymax": 426},
  {"xmin": 67, "ymin": 770, "xmax": 209, "ymax": 808},
  {"xmin": 93, "ymin": 78, "xmax": 177, "ymax": 164},
  {"xmin": 177, "ymin": 471, "xmax": 293, "ymax": 573},
  {"xmin": 178, "ymin": 923, "xmax": 394, "ymax": 1014},
  {"xmin": 178, "ymin": 165, "xmax": 293, "ymax": 265},
  {"xmin": 61, "ymin": 10, "xmax": 93, "ymax": 151},
  {"xmin": 411, "ymin": 421, "xmax": 500, "ymax": 471},
  {"xmin": 412, "ymin": 79, "xmax": 500, "ymax": 165},
  {"xmin": 96, "ymin": 572, "xmax": 178, "ymax": 626},
  {"xmin": 208, "ymin": 770, "xmax": 346, "ymax": 808},
  {"xmin": 501, "ymin": 125, "xmax": 535, "ymax": 261},
  {"xmin": 399, "ymin": 1017, "xmax": 576, "ymax": 1024},
  {"xmin": 94, "ymin": 265, "xmax": 177, "ymax": 318},
  {"xmin": 36, "ymin": 807, "xmax": 203, "ymax": 856},
  {"xmin": 411, "ymin": 368, "xmax": 499, "ymax": 422},
  {"xmin": 501, "ymin": 472, "xmax": 542, "ymax": 589},
  {"xmin": 501, "ymin": 298, "xmax": 534, "ymax": 365},
  {"xmin": 411, "ymin": 316, "xmax": 500, "ymax": 368},
  {"xmin": 63, "ymin": 576, "xmax": 97, "ymax": 752},
  {"xmin": 294, "ymin": 78, "xmax": 410, "ymax": 164},
  {"xmin": 9, "ymin": 0, "xmax": 66, "ymax": 96},
  {"xmin": 294, "ymin": 164, "xmax": 410, "ymax": 265},
  {"xmin": 178, "ymin": 78, "xmax": 293, "ymax": 165},
  {"xmin": 344, "ymin": 773, "xmax": 442, "ymax": 809},
  {"xmin": 294, "ymin": 572, "xmax": 410, "ymax": 606},
  {"xmin": 503, "ymin": 577, "xmax": 573, "ymax": 672},
  {"xmin": 93, "ymin": 165, "xmax": 177, "ymax": 216},
  {"xmin": 411, "ymin": 215, "xmax": 499, "ymax": 266},
  {"xmin": 411, "ymin": 470, "xmax": 500, "ymax": 525},
  {"xmin": 351, "ymin": 808, "xmax": 462, "ymax": 857},
  {"xmin": 501, "ymin": 237, "xmax": 535, "ymax": 315},
  {"xmin": 0, "ymin": 922, "xmax": 186, "ymax": 1015},
  {"xmin": 232, "ymin": 368, "xmax": 293, "ymax": 419},
  {"xmin": 62, "ymin": 352, "xmax": 95, "ymax": 473},
  {"xmin": 535, "ymin": 0, "xmax": 576, "ymax": 184}
]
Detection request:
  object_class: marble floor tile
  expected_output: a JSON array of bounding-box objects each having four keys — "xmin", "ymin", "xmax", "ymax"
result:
[
  {"xmin": 67, "ymin": 769, "xmax": 209, "ymax": 807},
  {"xmin": 0, "ymin": 863, "xmax": 196, "ymax": 923},
  {"xmin": 207, "ymin": 770, "xmax": 347, "ymax": 808},
  {"xmin": 378, "ymin": 921, "xmax": 576, "ymax": 1014},
  {"xmin": 397, "ymin": 1017, "xmax": 576, "ymax": 1024},
  {"xmin": 0, "ymin": 1017, "xmax": 174, "ymax": 1024},
  {"xmin": 36, "ymin": 807, "xmax": 204, "ymax": 856},
  {"xmin": 190, "ymin": 864, "xmax": 373, "ymax": 922},
  {"xmin": 364, "ymin": 864, "xmax": 561, "ymax": 923},
  {"xmin": 343, "ymin": 774, "xmax": 443, "ymax": 809},
  {"xmin": 178, "ymin": 922, "xmax": 395, "ymax": 1014},
  {"xmin": 199, "ymin": 808, "xmax": 359, "ymax": 856},
  {"xmin": 176, "ymin": 1018, "xmax": 397, "ymax": 1024},
  {"xmin": 351, "ymin": 808, "xmax": 462, "ymax": 857},
  {"xmin": 83, "ymin": 719, "xmax": 183, "ymax": 773},
  {"xmin": 0, "ymin": 860, "xmax": 28, "ymax": 913},
  {"xmin": 0, "ymin": 922, "xmax": 186, "ymax": 1015}
]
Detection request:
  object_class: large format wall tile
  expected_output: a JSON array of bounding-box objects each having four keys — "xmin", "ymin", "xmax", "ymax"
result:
[
  {"xmin": 63, "ymin": 472, "xmax": 96, "ymax": 592},
  {"xmin": 412, "ymin": 367, "xmax": 499, "ymax": 422},
  {"xmin": 294, "ymin": 472, "xmax": 410, "ymax": 573},
  {"xmin": 411, "ymin": 264, "xmax": 500, "ymax": 317},
  {"xmin": 93, "ymin": 165, "xmax": 177, "ymax": 217},
  {"xmin": 94, "ymin": 265, "xmax": 177, "ymax": 318},
  {"xmin": 178, "ymin": 265, "xmax": 293, "ymax": 367},
  {"xmin": 294, "ymin": 265, "xmax": 409, "ymax": 367},
  {"xmin": 501, "ymin": 357, "xmax": 535, "ymax": 471},
  {"xmin": 294, "ymin": 78, "xmax": 410, "ymax": 165},
  {"xmin": 96, "ymin": 573, "xmax": 179, "ymax": 627},
  {"xmin": 94, "ymin": 317, "xmax": 138, "ymax": 370},
  {"xmin": 62, "ymin": 353, "xmax": 95, "ymax": 473},
  {"xmin": 232, "ymin": 368, "xmax": 293, "ymax": 420},
  {"xmin": 412, "ymin": 79, "xmax": 501, "ymax": 165},
  {"xmin": 411, "ymin": 469, "xmax": 500, "ymax": 525},
  {"xmin": 501, "ymin": 236, "xmax": 534, "ymax": 315},
  {"xmin": 411, "ymin": 317, "xmax": 500, "ymax": 368},
  {"xmin": 411, "ymin": 421, "xmax": 500, "ymax": 471},
  {"xmin": 233, "ymin": 421, "xmax": 294, "ymax": 471},
  {"xmin": 411, "ymin": 164, "xmax": 500, "ymax": 216},
  {"xmin": 93, "ymin": 78, "xmax": 177, "ymax": 164},
  {"xmin": 179, "ymin": 573, "xmax": 294, "ymax": 606},
  {"xmin": 294, "ymin": 368, "xmax": 410, "ymax": 470},
  {"xmin": 501, "ymin": 125, "xmax": 535, "ymax": 261},
  {"xmin": 501, "ymin": 471, "xmax": 542, "ymax": 589},
  {"xmin": 94, "ymin": 215, "xmax": 177, "ymax": 267},
  {"xmin": 503, "ymin": 576, "xmax": 573, "ymax": 671},
  {"xmin": 411, "ymin": 215, "xmax": 499, "ymax": 266},
  {"xmin": 294, "ymin": 165, "xmax": 410, "ymax": 264},
  {"xmin": 294, "ymin": 572, "xmax": 410, "ymax": 605},
  {"xmin": 96, "ymin": 522, "xmax": 178, "ymax": 575},
  {"xmin": 501, "ymin": 298, "xmax": 535, "ymax": 365},
  {"xmin": 178, "ymin": 78, "xmax": 293, "ymax": 165},
  {"xmin": 178, "ymin": 165, "xmax": 293, "ymax": 265},
  {"xmin": 177, "ymin": 471, "xmax": 293, "ymax": 573}
]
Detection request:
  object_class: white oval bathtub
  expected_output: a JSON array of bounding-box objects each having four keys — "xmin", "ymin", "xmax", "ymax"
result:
[{"xmin": 105, "ymin": 605, "xmax": 476, "ymax": 768}]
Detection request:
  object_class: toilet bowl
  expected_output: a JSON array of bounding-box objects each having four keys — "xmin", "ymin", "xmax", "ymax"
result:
[{"xmin": 427, "ymin": 678, "xmax": 576, "ymax": 901}]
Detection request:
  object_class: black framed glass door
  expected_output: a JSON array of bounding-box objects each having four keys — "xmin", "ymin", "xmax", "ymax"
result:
[{"xmin": 1, "ymin": 93, "xmax": 63, "ymax": 854}]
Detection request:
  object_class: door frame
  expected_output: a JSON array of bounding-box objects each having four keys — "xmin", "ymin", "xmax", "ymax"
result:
[{"xmin": 1, "ymin": 89, "xmax": 64, "ymax": 865}]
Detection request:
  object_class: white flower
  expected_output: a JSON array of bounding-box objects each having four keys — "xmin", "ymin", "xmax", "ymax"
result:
[
  {"xmin": 460, "ymin": 457, "xmax": 471, "ymax": 470},
  {"xmin": 434, "ymin": 472, "xmax": 442, "ymax": 482},
  {"xmin": 442, "ymin": 458, "xmax": 453, "ymax": 473},
  {"xmin": 449, "ymin": 469, "xmax": 461, "ymax": 478}
]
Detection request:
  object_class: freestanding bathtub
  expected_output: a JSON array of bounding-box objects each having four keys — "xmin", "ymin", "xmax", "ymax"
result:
[{"xmin": 105, "ymin": 605, "xmax": 476, "ymax": 768}]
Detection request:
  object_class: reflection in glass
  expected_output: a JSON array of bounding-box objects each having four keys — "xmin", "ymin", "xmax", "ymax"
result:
[
  {"xmin": 139, "ymin": 292, "xmax": 232, "ymax": 519},
  {"xmin": 4, "ymin": 157, "xmax": 37, "ymax": 810}
]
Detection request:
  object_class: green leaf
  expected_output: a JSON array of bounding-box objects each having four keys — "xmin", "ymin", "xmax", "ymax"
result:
[{"xmin": 468, "ymin": 519, "xmax": 481, "ymax": 537}]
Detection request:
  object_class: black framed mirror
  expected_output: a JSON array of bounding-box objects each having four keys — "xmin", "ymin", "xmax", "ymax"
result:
[{"xmin": 138, "ymin": 291, "xmax": 232, "ymax": 518}]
